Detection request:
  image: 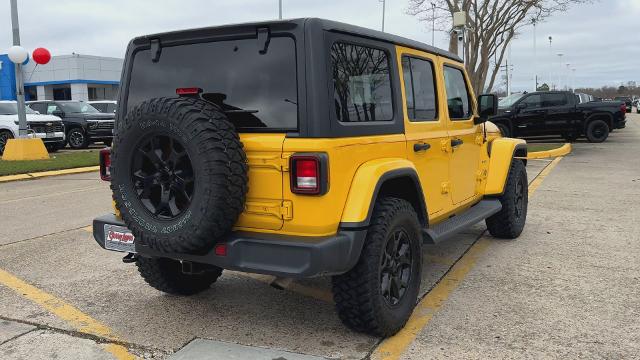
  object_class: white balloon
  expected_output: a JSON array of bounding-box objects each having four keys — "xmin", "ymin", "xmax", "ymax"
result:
[{"xmin": 7, "ymin": 46, "xmax": 28, "ymax": 64}]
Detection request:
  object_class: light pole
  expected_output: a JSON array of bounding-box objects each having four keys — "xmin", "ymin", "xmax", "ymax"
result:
[
  {"xmin": 278, "ymin": 0, "xmax": 282, "ymax": 19},
  {"xmin": 431, "ymin": 2, "xmax": 436, "ymax": 46},
  {"xmin": 532, "ymin": 18, "xmax": 538, "ymax": 91},
  {"xmin": 380, "ymin": 0, "xmax": 386, "ymax": 32},
  {"xmin": 556, "ymin": 52, "xmax": 563, "ymax": 90},
  {"xmin": 548, "ymin": 35, "xmax": 553, "ymax": 89},
  {"xmin": 10, "ymin": 0, "xmax": 27, "ymax": 138},
  {"xmin": 565, "ymin": 63, "xmax": 571, "ymax": 91},
  {"xmin": 571, "ymin": 68, "xmax": 576, "ymax": 92}
]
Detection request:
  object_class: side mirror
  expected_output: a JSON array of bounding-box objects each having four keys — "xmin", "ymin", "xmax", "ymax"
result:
[
  {"xmin": 516, "ymin": 102, "xmax": 528, "ymax": 110},
  {"xmin": 475, "ymin": 94, "xmax": 498, "ymax": 124},
  {"xmin": 52, "ymin": 110, "xmax": 65, "ymax": 118}
]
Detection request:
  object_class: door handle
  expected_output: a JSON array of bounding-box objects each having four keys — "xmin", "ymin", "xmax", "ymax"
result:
[
  {"xmin": 451, "ymin": 139, "xmax": 463, "ymax": 147},
  {"xmin": 413, "ymin": 143, "xmax": 431, "ymax": 152}
]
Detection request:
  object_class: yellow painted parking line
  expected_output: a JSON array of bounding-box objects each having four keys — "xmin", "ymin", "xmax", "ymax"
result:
[
  {"xmin": 83, "ymin": 225, "xmax": 93, "ymax": 233},
  {"xmin": 0, "ymin": 268, "xmax": 137, "ymax": 359},
  {"xmin": 373, "ymin": 156, "xmax": 564, "ymax": 360},
  {"xmin": 0, "ymin": 166, "xmax": 99, "ymax": 183}
]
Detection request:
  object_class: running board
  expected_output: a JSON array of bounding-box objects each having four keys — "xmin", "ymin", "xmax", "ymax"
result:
[{"xmin": 422, "ymin": 199, "xmax": 502, "ymax": 244}]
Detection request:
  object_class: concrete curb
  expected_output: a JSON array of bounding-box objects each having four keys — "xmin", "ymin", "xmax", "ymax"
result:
[
  {"xmin": 527, "ymin": 143, "xmax": 572, "ymax": 159},
  {"xmin": 0, "ymin": 166, "xmax": 100, "ymax": 183}
]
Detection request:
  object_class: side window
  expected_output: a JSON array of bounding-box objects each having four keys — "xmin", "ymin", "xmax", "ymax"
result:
[
  {"xmin": 107, "ymin": 103, "xmax": 117, "ymax": 113},
  {"xmin": 46, "ymin": 104, "xmax": 60, "ymax": 114},
  {"xmin": 401, "ymin": 56, "xmax": 438, "ymax": 121},
  {"xmin": 543, "ymin": 93, "xmax": 568, "ymax": 107},
  {"xmin": 30, "ymin": 103, "xmax": 45, "ymax": 114},
  {"xmin": 331, "ymin": 42, "xmax": 393, "ymax": 122},
  {"xmin": 443, "ymin": 66, "xmax": 472, "ymax": 120},
  {"xmin": 521, "ymin": 94, "xmax": 542, "ymax": 108}
]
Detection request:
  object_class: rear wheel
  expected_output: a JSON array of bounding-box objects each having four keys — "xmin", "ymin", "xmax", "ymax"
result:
[
  {"xmin": 136, "ymin": 256, "xmax": 222, "ymax": 295},
  {"xmin": 0, "ymin": 130, "xmax": 13, "ymax": 155},
  {"xmin": 585, "ymin": 119, "xmax": 609, "ymax": 143},
  {"xmin": 486, "ymin": 160, "xmax": 528, "ymax": 239},
  {"xmin": 332, "ymin": 197, "xmax": 422, "ymax": 337},
  {"xmin": 496, "ymin": 123, "xmax": 511, "ymax": 138}
]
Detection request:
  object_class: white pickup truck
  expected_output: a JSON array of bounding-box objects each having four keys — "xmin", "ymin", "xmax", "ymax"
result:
[{"xmin": 0, "ymin": 100, "xmax": 66, "ymax": 154}]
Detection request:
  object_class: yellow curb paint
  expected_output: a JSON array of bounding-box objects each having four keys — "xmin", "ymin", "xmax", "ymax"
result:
[
  {"xmin": 0, "ymin": 166, "xmax": 100, "ymax": 183},
  {"xmin": 526, "ymin": 143, "xmax": 572, "ymax": 159},
  {"xmin": 373, "ymin": 156, "xmax": 564, "ymax": 360},
  {"xmin": 0, "ymin": 268, "xmax": 137, "ymax": 360}
]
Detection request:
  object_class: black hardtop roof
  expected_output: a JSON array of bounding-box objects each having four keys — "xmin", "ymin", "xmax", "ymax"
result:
[{"xmin": 136, "ymin": 17, "xmax": 462, "ymax": 62}]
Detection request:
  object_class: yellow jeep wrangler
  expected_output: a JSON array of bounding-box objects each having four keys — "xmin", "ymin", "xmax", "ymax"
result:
[{"xmin": 93, "ymin": 18, "xmax": 528, "ymax": 337}]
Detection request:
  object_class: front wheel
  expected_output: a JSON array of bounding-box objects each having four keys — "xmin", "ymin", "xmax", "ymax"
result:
[
  {"xmin": 67, "ymin": 127, "xmax": 89, "ymax": 149},
  {"xmin": 332, "ymin": 197, "xmax": 422, "ymax": 337},
  {"xmin": 136, "ymin": 257, "xmax": 223, "ymax": 295},
  {"xmin": 486, "ymin": 159, "xmax": 528, "ymax": 239}
]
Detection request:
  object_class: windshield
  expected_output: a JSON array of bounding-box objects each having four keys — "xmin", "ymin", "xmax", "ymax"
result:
[
  {"xmin": 498, "ymin": 93, "xmax": 525, "ymax": 108},
  {"xmin": 127, "ymin": 36, "xmax": 298, "ymax": 131},
  {"xmin": 58, "ymin": 102, "xmax": 100, "ymax": 113},
  {"xmin": 0, "ymin": 103, "xmax": 38, "ymax": 115}
]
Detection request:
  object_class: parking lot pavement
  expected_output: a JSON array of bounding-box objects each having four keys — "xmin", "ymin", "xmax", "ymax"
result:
[
  {"xmin": 399, "ymin": 114, "xmax": 640, "ymax": 359},
  {"xmin": 0, "ymin": 117, "xmax": 636, "ymax": 359}
]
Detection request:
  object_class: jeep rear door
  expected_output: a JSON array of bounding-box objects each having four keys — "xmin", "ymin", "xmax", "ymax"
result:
[
  {"xmin": 398, "ymin": 48, "xmax": 452, "ymax": 217},
  {"xmin": 125, "ymin": 35, "xmax": 299, "ymax": 231}
]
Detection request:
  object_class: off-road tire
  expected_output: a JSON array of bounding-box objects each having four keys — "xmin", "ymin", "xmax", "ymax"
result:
[
  {"xmin": 496, "ymin": 123, "xmax": 511, "ymax": 138},
  {"xmin": 585, "ymin": 119, "xmax": 609, "ymax": 143},
  {"xmin": 332, "ymin": 197, "xmax": 422, "ymax": 337},
  {"xmin": 136, "ymin": 256, "xmax": 223, "ymax": 295},
  {"xmin": 68, "ymin": 127, "xmax": 90, "ymax": 149},
  {"xmin": 486, "ymin": 159, "xmax": 528, "ymax": 239},
  {"xmin": 111, "ymin": 97, "xmax": 248, "ymax": 254}
]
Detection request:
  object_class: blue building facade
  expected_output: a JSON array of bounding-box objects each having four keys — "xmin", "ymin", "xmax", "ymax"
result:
[{"xmin": 0, "ymin": 54, "xmax": 18, "ymax": 100}]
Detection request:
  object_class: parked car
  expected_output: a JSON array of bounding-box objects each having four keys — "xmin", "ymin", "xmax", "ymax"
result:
[
  {"xmin": 0, "ymin": 100, "xmax": 65, "ymax": 154},
  {"xmin": 614, "ymin": 96, "xmax": 632, "ymax": 113},
  {"xmin": 88, "ymin": 100, "xmax": 117, "ymax": 114},
  {"xmin": 492, "ymin": 91, "xmax": 626, "ymax": 142},
  {"xmin": 27, "ymin": 100, "xmax": 115, "ymax": 148},
  {"xmin": 92, "ymin": 18, "xmax": 528, "ymax": 337}
]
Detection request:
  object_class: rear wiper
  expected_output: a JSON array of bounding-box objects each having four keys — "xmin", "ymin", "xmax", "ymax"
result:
[{"xmin": 224, "ymin": 109, "xmax": 259, "ymax": 114}]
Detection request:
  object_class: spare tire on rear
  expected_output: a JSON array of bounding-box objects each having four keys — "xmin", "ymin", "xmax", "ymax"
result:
[{"xmin": 111, "ymin": 97, "xmax": 248, "ymax": 254}]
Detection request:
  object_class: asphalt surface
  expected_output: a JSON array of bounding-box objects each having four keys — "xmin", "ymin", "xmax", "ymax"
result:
[{"xmin": 0, "ymin": 114, "xmax": 638, "ymax": 359}]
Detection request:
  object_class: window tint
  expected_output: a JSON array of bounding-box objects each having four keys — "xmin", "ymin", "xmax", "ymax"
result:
[
  {"xmin": 443, "ymin": 66, "xmax": 471, "ymax": 120},
  {"xmin": 29, "ymin": 103, "xmax": 46, "ymax": 114},
  {"xmin": 521, "ymin": 94, "xmax": 542, "ymax": 108},
  {"xmin": 107, "ymin": 103, "xmax": 117, "ymax": 113},
  {"xmin": 92, "ymin": 103, "xmax": 107, "ymax": 112},
  {"xmin": 46, "ymin": 104, "xmax": 60, "ymax": 114},
  {"xmin": 127, "ymin": 37, "xmax": 298, "ymax": 131},
  {"xmin": 401, "ymin": 56, "xmax": 437, "ymax": 121},
  {"xmin": 331, "ymin": 42, "xmax": 393, "ymax": 122},
  {"xmin": 543, "ymin": 93, "xmax": 568, "ymax": 107}
]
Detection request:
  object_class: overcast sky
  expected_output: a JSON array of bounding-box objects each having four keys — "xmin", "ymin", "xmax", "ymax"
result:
[{"xmin": 2, "ymin": 0, "xmax": 638, "ymax": 92}]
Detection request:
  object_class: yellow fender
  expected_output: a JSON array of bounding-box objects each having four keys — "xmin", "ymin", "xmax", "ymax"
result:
[
  {"xmin": 484, "ymin": 138, "xmax": 527, "ymax": 195},
  {"xmin": 340, "ymin": 158, "xmax": 424, "ymax": 227}
]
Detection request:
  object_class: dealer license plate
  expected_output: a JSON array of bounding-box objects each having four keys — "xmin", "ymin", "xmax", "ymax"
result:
[
  {"xmin": 46, "ymin": 132, "xmax": 55, "ymax": 138},
  {"xmin": 104, "ymin": 224, "xmax": 136, "ymax": 253}
]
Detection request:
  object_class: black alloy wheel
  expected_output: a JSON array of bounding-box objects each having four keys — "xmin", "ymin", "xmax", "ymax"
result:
[
  {"xmin": 131, "ymin": 134, "xmax": 194, "ymax": 220},
  {"xmin": 591, "ymin": 123, "xmax": 607, "ymax": 139},
  {"xmin": 380, "ymin": 229, "xmax": 413, "ymax": 306},
  {"xmin": 68, "ymin": 128, "xmax": 88, "ymax": 149},
  {"xmin": 0, "ymin": 131, "xmax": 13, "ymax": 155},
  {"xmin": 514, "ymin": 172, "xmax": 526, "ymax": 220}
]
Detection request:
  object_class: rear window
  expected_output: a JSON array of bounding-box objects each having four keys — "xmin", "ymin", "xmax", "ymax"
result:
[{"xmin": 126, "ymin": 37, "xmax": 298, "ymax": 131}]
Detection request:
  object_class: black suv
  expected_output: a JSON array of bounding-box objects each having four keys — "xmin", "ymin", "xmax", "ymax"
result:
[{"xmin": 27, "ymin": 100, "xmax": 115, "ymax": 148}]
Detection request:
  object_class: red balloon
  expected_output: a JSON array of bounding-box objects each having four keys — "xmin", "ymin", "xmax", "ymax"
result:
[{"xmin": 32, "ymin": 47, "xmax": 51, "ymax": 65}]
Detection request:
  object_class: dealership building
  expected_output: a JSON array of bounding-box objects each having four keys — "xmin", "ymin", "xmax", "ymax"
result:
[{"xmin": 0, "ymin": 53, "xmax": 123, "ymax": 102}]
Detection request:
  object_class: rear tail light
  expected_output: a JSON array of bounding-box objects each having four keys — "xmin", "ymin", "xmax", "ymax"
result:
[
  {"xmin": 176, "ymin": 87, "xmax": 202, "ymax": 96},
  {"xmin": 100, "ymin": 148, "xmax": 111, "ymax": 181},
  {"xmin": 290, "ymin": 154, "xmax": 328, "ymax": 195}
]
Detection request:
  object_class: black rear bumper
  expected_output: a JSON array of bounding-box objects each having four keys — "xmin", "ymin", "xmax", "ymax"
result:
[{"xmin": 93, "ymin": 214, "xmax": 366, "ymax": 278}]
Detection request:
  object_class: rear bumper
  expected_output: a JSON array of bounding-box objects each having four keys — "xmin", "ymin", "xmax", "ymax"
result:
[
  {"xmin": 616, "ymin": 119, "xmax": 627, "ymax": 129},
  {"xmin": 92, "ymin": 214, "xmax": 366, "ymax": 278}
]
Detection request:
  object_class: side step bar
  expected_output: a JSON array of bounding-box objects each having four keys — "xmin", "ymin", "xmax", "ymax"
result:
[{"xmin": 422, "ymin": 199, "xmax": 502, "ymax": 244}]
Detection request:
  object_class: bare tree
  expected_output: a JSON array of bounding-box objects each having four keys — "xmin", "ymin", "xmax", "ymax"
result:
[{"xmin": 407, "ymin": 0, "xmax": 592, "ymax": 95}]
